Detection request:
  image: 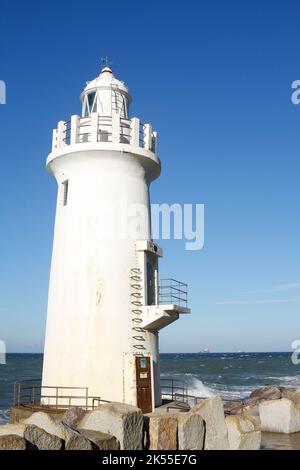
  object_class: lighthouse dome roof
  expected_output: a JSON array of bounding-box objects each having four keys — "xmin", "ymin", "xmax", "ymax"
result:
[{"xmin": 81, "ymin": 66, "xmax": 130, "ymax": 98}]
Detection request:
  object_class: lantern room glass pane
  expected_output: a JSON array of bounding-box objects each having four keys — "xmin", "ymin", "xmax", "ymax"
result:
[{"xmin": 88, "ymin": 92, "xmax": 96, "ymax": 108}]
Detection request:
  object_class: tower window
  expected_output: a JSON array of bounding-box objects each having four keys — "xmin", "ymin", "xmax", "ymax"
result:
[{"xmin": 62, "ymin": 180, "xmax": 69, "ymax": 206}]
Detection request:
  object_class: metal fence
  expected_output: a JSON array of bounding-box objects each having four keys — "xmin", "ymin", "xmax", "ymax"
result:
[
  {"xmin": 159, "ymin": 279, "xmax": 188, "ymax": 307},
  {"xmin": 13, "ymin": 380, "xmax": 108, "ymax": 411},
  {"xmin": 160, "ymin": 378, "xmax": 189, "ymax": 401},
  {"xmin": 160, "ymin": 378, "xmax": 204, "ymax": 411}
]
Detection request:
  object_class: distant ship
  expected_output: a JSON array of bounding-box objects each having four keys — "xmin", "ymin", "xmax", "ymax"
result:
[{"xmin": 199, "ymin": 348, "xmax": 210, "ymax": 353}]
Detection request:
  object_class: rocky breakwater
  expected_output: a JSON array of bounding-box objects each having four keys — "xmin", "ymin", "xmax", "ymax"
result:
[
  {"xmin": 224, "ymin": 386, "xmax": 300, "ymax": 448},
  {"xmin": 4, "ymin": 389, "xmax": 300, "ymax": 451}
]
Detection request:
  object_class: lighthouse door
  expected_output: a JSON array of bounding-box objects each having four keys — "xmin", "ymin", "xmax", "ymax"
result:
[{"xmin": 135, "ymin": 356, "xmax": 152, "ymax": 413}]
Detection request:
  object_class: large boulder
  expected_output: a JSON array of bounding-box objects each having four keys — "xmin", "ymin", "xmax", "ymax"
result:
[
  {"xmin": 145, "ymin": 413, "xmax": 177, "ymax": 450},
  {"xmin": 249, "ymin": 386, "xmax": 281, "ymax": 403},
  {"xmin": 279, "ymin": 387, "xmax": 298, "ymax": 400},
  {"xmin": 24, "ymin": 424, "xmax": 63, "ymax": 450},
  {"xmin": 62, "ymin": 424, "xmax": 119, "ymax": 450},
  {"xmin": 78, "ymin": 402, "xmax": 143, "ymax": 450},
  {"xmin": 226, "ymin": 414, "xmax": 261, "ymax": 450},
  {"xmin": 223, "ymin": 400, "xmax": 243, "ymax": 415},
  {"xmin": 0, "ymin": 435, "xmax": 26, "ymax": 450},
  {"xmin": 177, "ymin": 411, "xmax": 204, "ymax": 450},
  {"xmin": 259, "ymin": 398, "xmax": 300, "ymax": 433},
  {"xmin": 0, "ymin": 423, "xmax": 25, "ymax": 437},
  {"xmin": 59, "ymin": 423, "xmax": 94, "ymax": 450},
  {"xmin": 242, "ymin": 403, "xmax": 260, "ymax": 425},
  {"xmin": 192, "ymin": 397, "xmax": 229, "ymax": 450},
  {"xmin": 23, "ymin": 412, "xmax": 65, "ymax": 439},
  {"xmin": 291, "ymin": 390, "xmax": 300, "ymax": 407},
  {"xmin": 62, "ymin": 407, "xmax": 86, "ymax": 430},
  {"xmin": 78, "ymin": 429, "xmax": 119, "ymax": 450}
]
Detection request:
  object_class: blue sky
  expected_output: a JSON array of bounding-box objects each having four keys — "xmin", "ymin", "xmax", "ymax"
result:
[{"xmin": 0, "ymin": 0, "xmax": 299, "ymax": 352}]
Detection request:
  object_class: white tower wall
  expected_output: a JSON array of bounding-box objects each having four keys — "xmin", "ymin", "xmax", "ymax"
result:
[{"xmin": 42, "ymin": 66, "xmax": 189, "ymax": 411}]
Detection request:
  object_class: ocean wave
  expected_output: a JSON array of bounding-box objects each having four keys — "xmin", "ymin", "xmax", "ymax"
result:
[
  {"xmin": 188, "ymin": 378, "xmax": 215, "ymax": 398},
  {"xmin": 266, "ymin": 376, "xmax": 300, "ymax": 385}
]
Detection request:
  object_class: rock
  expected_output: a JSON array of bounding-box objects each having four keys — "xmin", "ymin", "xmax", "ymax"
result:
[
  {"xmin": 23, "ymin": 412, "xmax": 65, "ymax": 439},
  {"xmin": 145, "ymin": 413, "xmax": 178, "ymax": 450},
  {"xmin": 192, "ymin": 397, "xmax": 229, "ymax": 450},
  {"xmin": 0, "ymin": 423, "xmax": 25, "ymax": 437},
  {"xmin": 249, "ymin": 386, "xmax": 281, "ymax": 402},
  {"xmin": 223, "ymin": 400, "xmax": 243, "ymax": 415},
  {"xmin": 243, "ymin": 397, "xmax": 261, "ymax": 407},
  {"xmin": 0, "ymin": 435, "xmax": 26, "ymax": 450},
  {"xmin": 78, "ymin": 429, "xmax": 119, "ymax": 450},
  {"xmin": 290, "ymin": 390, "xmax": 300, "ymax": 408},
  {"xmin": 78, "ymin": 402, "xmax": 143, "ymax": 450},
  {"xmin": 177, "ymin": 411, "xmax": 204, "ymax": 450},
  {"xmin": 242, "ymin": 404, "xmax": 260, "ymax": 424},
  {"xmin": 24, "ymin": 424, "xmax": 63, "ymax": 450},
  {"xmin": 64, "ymin": 428, "xmax": 94, "ymax": 450},
  {"xmin": 279, "ymin": 387, "xmax": 298, "ymax": 400},
  {"xmin": 226, "ymin": 414, "xmax": 261, "ymax": 450},
  {"xmin": 259, "ymin": 398, "xmax": 300, "ymax": 433},
  {"xmin": 62, "ymin": 407, "xmax": 85, "ymax": 430}
]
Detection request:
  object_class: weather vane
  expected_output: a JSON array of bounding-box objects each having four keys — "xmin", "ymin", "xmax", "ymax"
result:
[{"xmin": 101, "ymin": 56, "xmax": 112, "ymax": 68}]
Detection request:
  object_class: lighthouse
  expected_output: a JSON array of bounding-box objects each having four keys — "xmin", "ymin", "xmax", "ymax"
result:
[{"xmin": 42, "ymin": 64, "xmax": 190, "ymax": 413}]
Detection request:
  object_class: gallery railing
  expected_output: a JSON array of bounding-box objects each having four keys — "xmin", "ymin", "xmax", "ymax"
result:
[{"xmin": 159, "ymin": 279, "xmax": 188, "ymax": 307}]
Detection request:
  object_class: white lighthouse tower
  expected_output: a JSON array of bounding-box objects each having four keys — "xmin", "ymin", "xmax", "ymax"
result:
[{"xmin": 42, "ymin": 64, "xmax": 190, "ymax": 413}]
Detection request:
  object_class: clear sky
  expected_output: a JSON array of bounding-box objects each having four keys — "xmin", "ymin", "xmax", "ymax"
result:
[{"xmin": 0, "ymin": 0, "xmax": 299, "ymax": 353}]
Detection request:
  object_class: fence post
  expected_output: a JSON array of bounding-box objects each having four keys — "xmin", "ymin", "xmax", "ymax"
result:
[
  {"xmin": 143, "ymin": 123, "xmax": 152, "ymax": 150},
  {"xmin": 52, "ymin": 129, "xmax": 58, "ymax": 151},
  {"xmin": 90, "ymin": 113, "xmax": 99, "ymax": 143},
  {"xmin": 57, "ymin": 121, "xmax": 67, "ymax": 148},
  {"xmin": 32, "ymin": 384, "xmax": 35, "ymax": 405},
  {"xmin": 152, "ymin": 131, "xmax": 157, "ymax": 154},
  {"xmin": 112, "ymin": 113, "xmax": 120, "ymax": 143},
  {"xmin": 130, "ymin": 117, "xmax": 140, "ymax": 146},
  {"xmin": 70, "ymin": 115, "xmax": 80, "ymax": 145}
]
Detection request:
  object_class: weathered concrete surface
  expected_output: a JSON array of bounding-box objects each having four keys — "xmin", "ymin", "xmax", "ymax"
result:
[
  {"xmin": 259, "ymin": 398, "xmax": 300, "ymax": 433},
  {"xmin": 177, "ymin": 411, "xmax": 204, "ymax": 450},
  {"xmin": 226, "ymin": 414, "xmax": 261, "ymax": 450},
  {"xmin": 24, "ymin": 424, "xmax": 63, "ymax": 450},
  {"xmin": 0, "ymin": 434, "xmax": 26, "ymax": 450},
  {"xmin": 23, "ymin": 412, "xmax": 66, "ymax": 439},
  {"xmin": 62, "ymin": 407, "xmax": 85, "ymax": 429},
  {"xmin": 0, "ymin": 423, "xmax": 25, "ymax": 437},
  {"xmin": 78, "ymin": 402, "xmax": 143, "ymax": 450},
  {"xmin": 192, "ymin": 397, "xmax": 229, "ymax": 450},
  {"xmin": 145, "ymin": 413, "xmax": 178, "ymax": 450},
  {"xmin": 78, "ymin": 429, "xmax": 119, "ymax": 450}
]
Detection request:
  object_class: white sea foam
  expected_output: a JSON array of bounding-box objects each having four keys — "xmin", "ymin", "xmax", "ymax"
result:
[
  {"xmin": 267, "ymin": 375, "xmax": 300, "ymax": 386},
  {"xmin": 188, "ymin": 378, "xmax": 215, "ymax": 398}
]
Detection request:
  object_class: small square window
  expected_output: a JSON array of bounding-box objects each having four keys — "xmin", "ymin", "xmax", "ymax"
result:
[{"xmin": 62, "ymin": 180, "xmax": 68, "ymax": 206}]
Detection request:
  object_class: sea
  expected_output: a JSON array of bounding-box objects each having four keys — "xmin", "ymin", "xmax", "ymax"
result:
[{"xmin": 0, "ymin": 352, "xmax": 299, "ymax": 423}]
